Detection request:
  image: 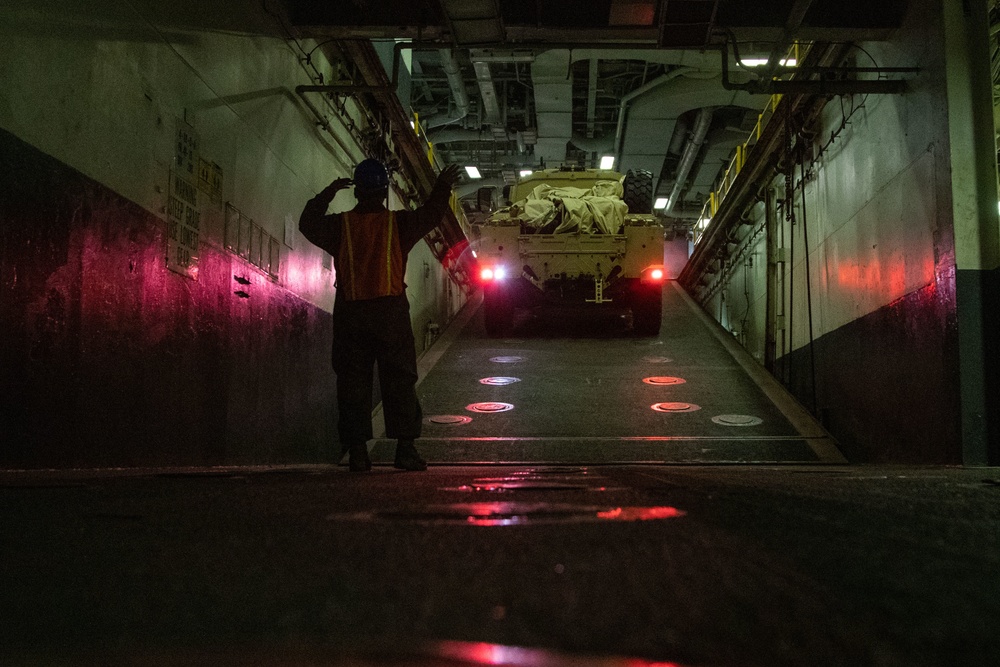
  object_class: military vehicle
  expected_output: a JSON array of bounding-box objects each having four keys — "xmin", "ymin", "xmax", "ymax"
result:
[{"xmin": 472, "ymin": 167, "xmax": 665, "ymax": 336}]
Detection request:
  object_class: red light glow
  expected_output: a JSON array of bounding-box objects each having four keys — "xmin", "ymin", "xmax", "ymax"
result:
[
  {"xmin": 433, "ymin": 640, "xmax": 686, "ymax": 666},
  {"xmin": 642, "ymin": 265, "xmax": 667, "ymax": 283},
  {"xmin": 480, "ymin": 266, "xmax": 507, "ymax": 281},
  {"xmin": 596, "ymin": 506, "xmax": 685, "ymax": 521}
]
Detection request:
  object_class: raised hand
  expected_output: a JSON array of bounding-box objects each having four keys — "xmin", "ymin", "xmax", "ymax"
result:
[
  {"xmin": 324, "ymin": 178, "xmax": 354, "ymax": 197},
  {"xmin": 325, "ymin": 177, "xmax": 354, "ymax": 193},
  {"xmin": 436, "ymin": 164, "xmax": 463, "ymax": 190}
]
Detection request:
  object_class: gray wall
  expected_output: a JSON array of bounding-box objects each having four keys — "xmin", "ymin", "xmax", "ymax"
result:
[
  {"xmin": 696, "ymin": 0, "xmax": 982, "ymax": 463},
  {"xmin": 0, "ymin": 0, "xmax": 467, "ymax": 467}
]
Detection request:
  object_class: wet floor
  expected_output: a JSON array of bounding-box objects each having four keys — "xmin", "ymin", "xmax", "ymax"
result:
[
  {"xmin": 4, "ymin": 287, "xmax": 997, "ymax": 666},
  {"xmin": 370, "ymin": 282, "xmax": 838, "ymax": 465},
  {"xmin": 3, "ymin": 464, "xmax": 999, "ymax": 666}
]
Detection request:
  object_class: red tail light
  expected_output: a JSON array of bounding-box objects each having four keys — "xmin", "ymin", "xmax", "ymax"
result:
[
  {"xmin": 480, "ymin": 266, "xmax": 507, "ymax": 282},
  {"xmin": 642, "ymin": 265, "xmax": 667, "ymax": 283}
]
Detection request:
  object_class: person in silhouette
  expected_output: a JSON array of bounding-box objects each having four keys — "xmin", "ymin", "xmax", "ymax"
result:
[{"xmin": 299, "ymin": 159, "xmax": 462, "ymax": 472}]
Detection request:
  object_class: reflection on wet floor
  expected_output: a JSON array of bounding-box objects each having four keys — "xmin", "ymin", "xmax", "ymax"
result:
[
  {"xmin": 430, "ymin": 640, "xmax": 688, "ymax": 666},
  {"xmin": 326, "ymin": 501, "xmax": 686, "ymax": 526}
]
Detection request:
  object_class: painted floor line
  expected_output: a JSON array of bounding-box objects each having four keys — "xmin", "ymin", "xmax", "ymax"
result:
[{"xmin": 672, "ymin": 282, "xmax": 848, "ymax": 464}]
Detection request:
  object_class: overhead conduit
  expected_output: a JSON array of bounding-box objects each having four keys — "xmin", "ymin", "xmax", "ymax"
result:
[
  {"xmin": 425, "ymin": 49, "xmax": 470, "ymax": 129},
  {"xmin": 664, "ymin": 106, "xmax": 714, "ymax": 216},
  {"xmin": 618, "ymin": 74, "xmax": 766, "ymax": 193}
]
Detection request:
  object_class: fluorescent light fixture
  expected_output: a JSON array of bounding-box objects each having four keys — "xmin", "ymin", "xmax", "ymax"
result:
[
  {"xmin": 465, "ymin": 166, "xmax": 482, "ymax": 179},
  {"xmin": 654, "ymin": 197, "xmax": 669, "ymax": 209},
  {"xmin": 519, "ymin": 169, "xmax": 533, "ymax": 177},
  {"xmin": 740, "ymin": 58, "xmax": 797, "ymax": 67},
  {"xmin": 599, "ymin": 155, "xmax": 615, "ymax": 170},
  {"xmin": 410, "ymin": 120, "xmax": 416, "ymax": 129}
]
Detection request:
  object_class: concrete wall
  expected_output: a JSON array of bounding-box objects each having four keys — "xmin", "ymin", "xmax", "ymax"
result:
[
  {"xmin": 0, "ymin": 0, "xmax": 466, "ymax": 467},
  {"xmin": 700, "ymin": 0, "xmax": 967, "ymax": 462}
]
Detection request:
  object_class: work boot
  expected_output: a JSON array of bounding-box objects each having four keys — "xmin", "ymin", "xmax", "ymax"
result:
[
  {"xmin": 347, "ymin": 443, "xmax": 372, "ymax": 472},
  {"xmin": 393, "ymin": 440, "xmax": 427, "ymax": 471}
]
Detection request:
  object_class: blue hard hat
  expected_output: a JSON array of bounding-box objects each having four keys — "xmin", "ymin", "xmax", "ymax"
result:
[{"xmin": 353, "ymin": 159, "xmax": 389, "ymax": 192}]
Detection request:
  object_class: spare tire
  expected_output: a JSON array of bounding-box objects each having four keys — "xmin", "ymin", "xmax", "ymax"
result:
[{"xmin": 623, "ymin": 169, "xmax": 653, "ymax": 214}]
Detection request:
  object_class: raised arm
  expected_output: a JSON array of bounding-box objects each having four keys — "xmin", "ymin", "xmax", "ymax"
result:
[
  {"xmin": 298, "ymin": 177, "xmax": 354, "ymax": 252},
  {"xmin": 409, "ymin": 164, "xmax": 463, "ymax": 240}
]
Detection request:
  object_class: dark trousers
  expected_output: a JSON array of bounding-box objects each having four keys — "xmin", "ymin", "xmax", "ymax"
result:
[{"xmin": 332, "ymin": 294, "xmax": 422, "ymax": 447}]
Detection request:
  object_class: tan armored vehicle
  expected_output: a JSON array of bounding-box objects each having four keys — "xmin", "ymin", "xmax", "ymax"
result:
[{"xmin": 473, "ymin": 167, "xmax": 665, "ymax": 336}]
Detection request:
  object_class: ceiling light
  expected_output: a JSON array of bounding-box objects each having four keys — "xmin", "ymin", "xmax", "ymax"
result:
[
  {"xmin": 740, "ymin": 58, "xmax": 797, "ymax": 67},
  {"xmin": 599, "ymin": 155, "xmax": 615, "ymax": 170},
  {"xmin": 465, "ymin": 166, "xmax": 482, "ymax": 179},
  {"xmin": 654, "ymin": 197, "xmax": 669, "ymax": 209},
  {"xmin": 519, "ymin": 169, "xmax": 533, "ymax": 177}
]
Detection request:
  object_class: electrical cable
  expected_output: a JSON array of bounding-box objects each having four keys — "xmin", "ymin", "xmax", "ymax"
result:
[
  {"xmin": 800, "ymin": 153, "xmax": 818, "ymax": 415},
  {"xmin": 784, "ymin": 113, "xmax": 795, "ymax": 389}
]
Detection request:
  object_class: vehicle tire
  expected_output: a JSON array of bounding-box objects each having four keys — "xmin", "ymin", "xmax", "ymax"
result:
[
  {"xmin": 483, "ymin": 286, "xmax": 513, "ymax": 337},
  {"xmin": 632, "ymin": 285, "xmax": 662, "ymax": 336},
  {"xmin": 623, "ymin": 169, "xmax": 653, "ymax": 214}
]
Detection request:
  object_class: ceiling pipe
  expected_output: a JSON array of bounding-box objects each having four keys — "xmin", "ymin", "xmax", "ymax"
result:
[
  {"xmin": 613, "ymin": 67, "xmax": 697, "ymax": 168},
  {"xmin": 425, "ymin": 49, "xmax": 470, "ymax": 129},
  {"xmin": 569, "ymin": 49, "xmax": 721, "ymax": 70},
  {"xmin": 664, "ymin": 107, "xmax": 714, "ymax": 216},
  {"xmin": 586, "ymin": 57, "xmax": 599, "ymax": 139}
]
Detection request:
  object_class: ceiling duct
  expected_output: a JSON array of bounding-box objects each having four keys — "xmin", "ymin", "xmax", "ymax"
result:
[
  {"xmin": 687, "ymin": 125, "xmax": 750, "ymax": 200},
  {"xmin": 568, "ymin": 49, "xmax": 721, "ymax": 69},
  {"xmin": 530, "ymin": 49, "xmax": 573, "ymax": 167},
  {"xmin": 425, "ymin": 49, "xmax": 469, "ymax": 129},
  {"xmin": 429, "ymin": 128, "xmax": 497, "ymax": 144},
  {"xmin": 619, "ymin": 74, "xmax": 766, "ymax": 192},
  {"xmin": 664, "ymin": 107, "xmax": 714, "ymax": 216},
  {"xmin": 472, "ymin": 60, "xmax": 502, "ymax": 126}
]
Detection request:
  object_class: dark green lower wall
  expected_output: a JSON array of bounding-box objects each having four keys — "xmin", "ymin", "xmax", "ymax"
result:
[
  {"xmin": 955, "ymin": 267, "xmax": 1000, "ymax": 465},
  {"xmin": 780, "ymin": 279, "xmax": 964, "ymax": 464},
  {"xmin": 0, "ymin": 128, "xmax": 338, "ymax": 468}
]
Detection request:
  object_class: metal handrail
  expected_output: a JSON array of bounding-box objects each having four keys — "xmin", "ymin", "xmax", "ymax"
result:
[{"xmin": 693, "ymin": 42, "xmax": 803, "ymax": 244}]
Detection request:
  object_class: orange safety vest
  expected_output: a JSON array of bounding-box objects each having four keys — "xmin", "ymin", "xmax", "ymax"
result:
[{"xmin": 337, "ymin": 210, "xmax": 405, "ymax": 301}]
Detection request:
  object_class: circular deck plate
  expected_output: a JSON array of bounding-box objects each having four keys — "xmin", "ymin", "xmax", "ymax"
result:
[
  {"xmin": 642, "ymin": 356, "xmax": 673, "ymax": 364},
  {"xmin": 712, "ymin": 414, "xmax": 763, "ymax": 426},
  {"xmin": 479, "ymin": 376, "xmax": 521, "ymax": 386},
  {"xmin": 651, "ymin": 402, "xmax": 701, "ymax": 413},
  {"xmin": 642, "ymin": 376, "xmax": 686, "ymax": 386},
  {"xmin": 490, "ymin": 356, "xmax": 523, "ymax": 364},
  {"xmin": 466, "ymin": 402, "xmax": 515, "ymax": 413},
  {"xmin": 426, "ymin": 415, "xmax": 473, "ymax": 425}
]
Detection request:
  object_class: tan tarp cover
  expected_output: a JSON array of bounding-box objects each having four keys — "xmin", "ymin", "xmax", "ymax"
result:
[{"xmin": 513, "ymin": 180, "xmax": 627, "ymax": 234}]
